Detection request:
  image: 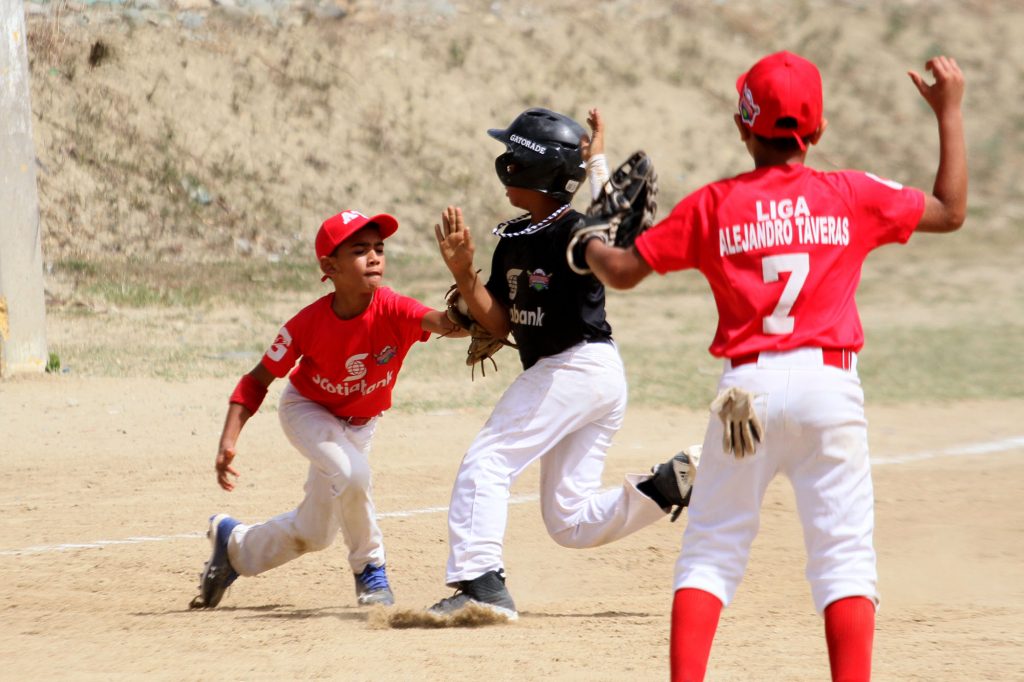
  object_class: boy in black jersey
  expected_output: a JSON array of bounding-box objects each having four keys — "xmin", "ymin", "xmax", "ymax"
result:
[{"xmin": 427, "ymin": 108, "xmax": 696, "ymax": 620}]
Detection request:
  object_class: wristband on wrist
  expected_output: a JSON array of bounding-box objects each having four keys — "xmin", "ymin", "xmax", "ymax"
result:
[
  {"xmin": 230, "ymin": 373, "xmax": 268, "ymax": 414},
  {"xmin": 586, "ymin": 153, "xmax": 610, "ymax": 200}
]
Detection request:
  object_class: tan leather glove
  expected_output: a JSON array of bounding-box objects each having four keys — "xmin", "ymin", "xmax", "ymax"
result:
[
  {"xmin": 444, "ymin": 283, "xmax": 515, "ymax": 379},
  {"xmin": 710, "ymin": 387, "xmax": 763, "ymax": 457}
]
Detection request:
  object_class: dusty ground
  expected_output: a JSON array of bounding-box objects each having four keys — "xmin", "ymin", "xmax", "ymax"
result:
[{"xmin": 1, "ymin": 376, "xmax": 1022, "ymax": 680}]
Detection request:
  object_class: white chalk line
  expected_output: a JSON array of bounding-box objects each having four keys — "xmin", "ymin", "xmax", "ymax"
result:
[
  {"xmin": 2, "ymin": 436, "xmax": 1021, "ymax": 557},
  {"xmin": 0, "ymin": 493, "xmax": 540, "ymax": 557}
]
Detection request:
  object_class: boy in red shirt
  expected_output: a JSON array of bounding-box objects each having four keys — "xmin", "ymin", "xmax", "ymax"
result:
[
  {"xmin": 188, "ymin": 209, "xmax": 464, "ymax": 609},
  {"xmin": 582, "ymin": 53, "xmax": 966, "ymax": 680}
]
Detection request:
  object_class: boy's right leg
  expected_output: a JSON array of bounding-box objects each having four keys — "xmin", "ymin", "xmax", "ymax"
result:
[{"xmin": 228, "ymin": 464, "xmax": 340, "ymax": 576}]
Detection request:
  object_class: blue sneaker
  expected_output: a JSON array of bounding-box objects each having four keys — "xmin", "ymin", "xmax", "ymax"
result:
[
  {"xmin": 189, "ymin": 514, "xmax": 240, "ymax": 609},
  {"xmin": 354, "ymin": 564, "xmax": 394, "ymax": 606}
]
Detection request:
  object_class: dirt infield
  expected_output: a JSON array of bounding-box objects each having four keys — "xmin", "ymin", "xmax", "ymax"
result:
[{"xmin": 1, "ymin": 377, "xmax": 1021, "ymax": 680}]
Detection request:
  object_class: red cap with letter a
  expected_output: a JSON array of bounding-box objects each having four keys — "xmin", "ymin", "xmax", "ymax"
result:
[
  {"xmin": 736, "ymin": 51, "xmax": 823, "ymax": 149},
  {"xmin": 316, "ymin": 210, "xmax": 399, "ymax": 281}
]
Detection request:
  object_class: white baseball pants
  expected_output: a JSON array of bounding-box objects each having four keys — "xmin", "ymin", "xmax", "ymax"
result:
[
  {"xmin": 227, "ymin": 382, "xmax": 384, "ymax": 576},
  {"xmin": 445, "ymin": 341, "xmax": 666, "ymax": 585},
  {"xmin": 675, "ymin": 348, "xmax": 877, "ymax": 614}
]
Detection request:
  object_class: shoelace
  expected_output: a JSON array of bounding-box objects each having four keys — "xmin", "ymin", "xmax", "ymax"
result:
[
  {"xmin": 358, "ymin": 566, "xmax": 390, "ymax": 591},
  {"xmin": 430, "ymin": 589, "xmax": 469, "ymax": 611}
]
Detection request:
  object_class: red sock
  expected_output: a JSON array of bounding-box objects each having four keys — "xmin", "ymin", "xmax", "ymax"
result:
[
  {"xmin": 670, "ymin": 588, "xmax": 723, "ymax": 682},
  {"xmin": 824, "ymin": 596, "xmax": 875, "ymax": 681}
]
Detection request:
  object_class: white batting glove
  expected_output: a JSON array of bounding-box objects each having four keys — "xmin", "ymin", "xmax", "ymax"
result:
[{"xmin": 710, "ymin": 387, "xmax": 763, "ymax": 458}]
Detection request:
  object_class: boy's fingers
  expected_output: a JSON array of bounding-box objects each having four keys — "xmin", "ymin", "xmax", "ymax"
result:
[
  {"xmin": 907, "ymin": 70, "xmax": 928, "ymax": 95},
  {"xmin": 443, "ymin": 208, "xmax": 457, "ymax": 237},
  {"xmin": 931, "ymin": 56, "xmax": 952, "ymax": 80}
]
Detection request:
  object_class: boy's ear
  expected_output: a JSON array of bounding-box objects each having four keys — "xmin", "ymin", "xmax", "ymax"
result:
[
  {"xmin": 809, "ymin": 118, "xmax": 828, "ymax": 146},
  {"xmin": 319, "ymin": 255, "xmax": 335, "ymax": 279}
]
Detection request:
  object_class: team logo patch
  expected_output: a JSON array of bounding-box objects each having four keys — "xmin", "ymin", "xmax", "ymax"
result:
[
  {"xmin": 374, "ymin": 345, "xmax": 397, "ymax": 365},
  {"xmin": 343, "ymin": 353, "xmax": 369, "ymax": 382},
  {"xmin": 506, "ymin": 268, "xmax": 524, "ymax": 299},
  {"xmin": 528, "ymin": 269, "xmax": 551, "ymax": 291},
  {"xmin": 739, "ymin": 84, "xmax": 761, "ymax": 128}
]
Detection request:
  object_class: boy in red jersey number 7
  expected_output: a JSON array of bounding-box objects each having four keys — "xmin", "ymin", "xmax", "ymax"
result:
[
  {"xmin": 582, "ymin": 54, "xmax": 966, "ymax": 681},
  {"xmin": 188, "ymin": 210, "xmax": 464, "ymax": 610}
]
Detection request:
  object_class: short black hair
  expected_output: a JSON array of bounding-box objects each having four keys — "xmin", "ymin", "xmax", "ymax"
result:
[
  {"xmin": 754, "ymin": 134, "xmax": 811, "ymax": 152},
  {"xmin": 754, "ymin": 116, "xmax": 811, "ymax": 152}
]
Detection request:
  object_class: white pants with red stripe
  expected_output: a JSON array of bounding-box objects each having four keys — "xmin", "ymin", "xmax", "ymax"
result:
[
  {"xmin": 674, "ymin": 347, "xmax": 876, "ymax": 614},
  {"xmin": 445, "ymin": 340, "xmax": 667, "ymax": 586},
  {"xmin": 227, "ymin": 382, "xmax": 383, "ymax": 576}
]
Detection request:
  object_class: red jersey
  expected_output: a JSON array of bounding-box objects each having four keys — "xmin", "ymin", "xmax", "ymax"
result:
[
  {"xmin": 260, "ymin": 287, "xmax": 431, "ymax": 418},
  {"xmin": 635, "ymin": 164, "xmax": 925, "ymax": 357}
]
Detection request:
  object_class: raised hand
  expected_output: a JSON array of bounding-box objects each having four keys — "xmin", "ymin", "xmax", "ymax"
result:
[
  {"xmin": 908, "ymin": 56, "xmax": 965, "ymax": 117},
  {"xmin": 582, "ymin": 107, "xmax": 605, "ymax": 161},
  {"xmin": 434, "ymin": 206, "xmax": 476, "ymax": 278}
]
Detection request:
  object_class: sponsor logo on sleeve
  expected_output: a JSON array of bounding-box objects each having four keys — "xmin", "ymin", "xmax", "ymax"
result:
[{"xmin": 265, "ymin": 326, "xmax": 293, "ymax": 362}]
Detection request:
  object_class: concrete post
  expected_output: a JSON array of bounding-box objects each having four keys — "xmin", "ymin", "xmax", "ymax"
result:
[{"xmin": 0, "ymin": 0, "xmax": 47, "ymax": 376}]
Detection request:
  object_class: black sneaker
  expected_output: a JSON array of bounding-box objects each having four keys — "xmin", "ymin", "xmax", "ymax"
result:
[
  {"xmin": 189, "ymin": 514, "xmax": 241, "ymax": 609},
  {"xmin": 647, "ymin": 445, "xmax": 701, "ymax": 521},
  {"xmin": 428, "ymin": 569, "xmax": 518, "ymax": 621}
]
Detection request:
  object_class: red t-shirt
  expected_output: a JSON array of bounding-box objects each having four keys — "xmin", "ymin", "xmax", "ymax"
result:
[
  {"xmin": 260, "ymin": 287, "xmax": 431, "ymax": 417},
  {"xmin": 635, "ymin": 164, "xmax": 925, "ymax": 357}
]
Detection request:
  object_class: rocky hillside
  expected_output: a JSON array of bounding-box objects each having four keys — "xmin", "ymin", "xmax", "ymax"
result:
[{"xmin": 24, "ymin": 0, "xmax": 1023, "ymax": 268}]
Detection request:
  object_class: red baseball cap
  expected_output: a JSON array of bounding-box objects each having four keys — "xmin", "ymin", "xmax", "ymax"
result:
[
  {"xmin": 736, "ymin": 51, "xmax": 823, "ymax": 149},
  {"xmin": 316, "ymin": 210, "xmax": 398, "ymax": 281},
  {"xmin": 315, "ymin": 210, "xmax": 398, "ymax": 260}
]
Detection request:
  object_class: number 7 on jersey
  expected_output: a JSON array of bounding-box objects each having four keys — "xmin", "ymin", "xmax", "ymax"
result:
[{"xmin": 761, "ymin": 253, "xmax": 809, "ymax": 335}]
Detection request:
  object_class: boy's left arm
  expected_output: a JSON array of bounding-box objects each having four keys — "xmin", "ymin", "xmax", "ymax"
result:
[
  {"xmin": 583, "ymin": 108, "xmax": 610, "ymax": 200},
  {"xmin": 585, "ymin": 241, "xmax": 654, "ymax": 290},
  {"xmin": 422, "ymin": 309, "xmax": 469, "ymax": 338},
  {"xmin": 909, "ymin": 55, "xmax": 967, "ymax": 233}
]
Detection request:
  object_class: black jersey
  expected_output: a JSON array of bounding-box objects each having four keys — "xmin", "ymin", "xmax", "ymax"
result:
[{"xmin": 485, "ymin": 210, "xmax": 613, "ymax": 370}]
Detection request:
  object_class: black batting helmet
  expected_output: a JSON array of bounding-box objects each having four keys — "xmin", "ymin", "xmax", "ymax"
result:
[{"xmin": 488, "ymin": 108, "xmax": 587, "ymax": 203}]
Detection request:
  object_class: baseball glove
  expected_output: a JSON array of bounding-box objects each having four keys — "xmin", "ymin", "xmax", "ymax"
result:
[
  {"xmin": 444, "ymin": 283, "xmax": 516, "ymax": 379},
  {"xmin": 566, "ymin": 150, "xmax": 658, "ymax": 275},
  {"xmin": 709, "ymin": 386, "xmax": 763, "ymax": 458}
]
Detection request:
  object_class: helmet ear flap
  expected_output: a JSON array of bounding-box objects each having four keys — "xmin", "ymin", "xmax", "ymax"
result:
[{"xmin": 494, "ymin": 152, "xmax": 518, "ymax": 187}]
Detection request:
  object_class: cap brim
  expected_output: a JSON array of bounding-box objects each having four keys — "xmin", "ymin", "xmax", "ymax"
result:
[
  {"xmin": 367, "ymin": 213, "xmax": 399, "ymax": 240},
  {"xmin": 487, "ymin": 127, "xmax": 508, "ymax": 142}
]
